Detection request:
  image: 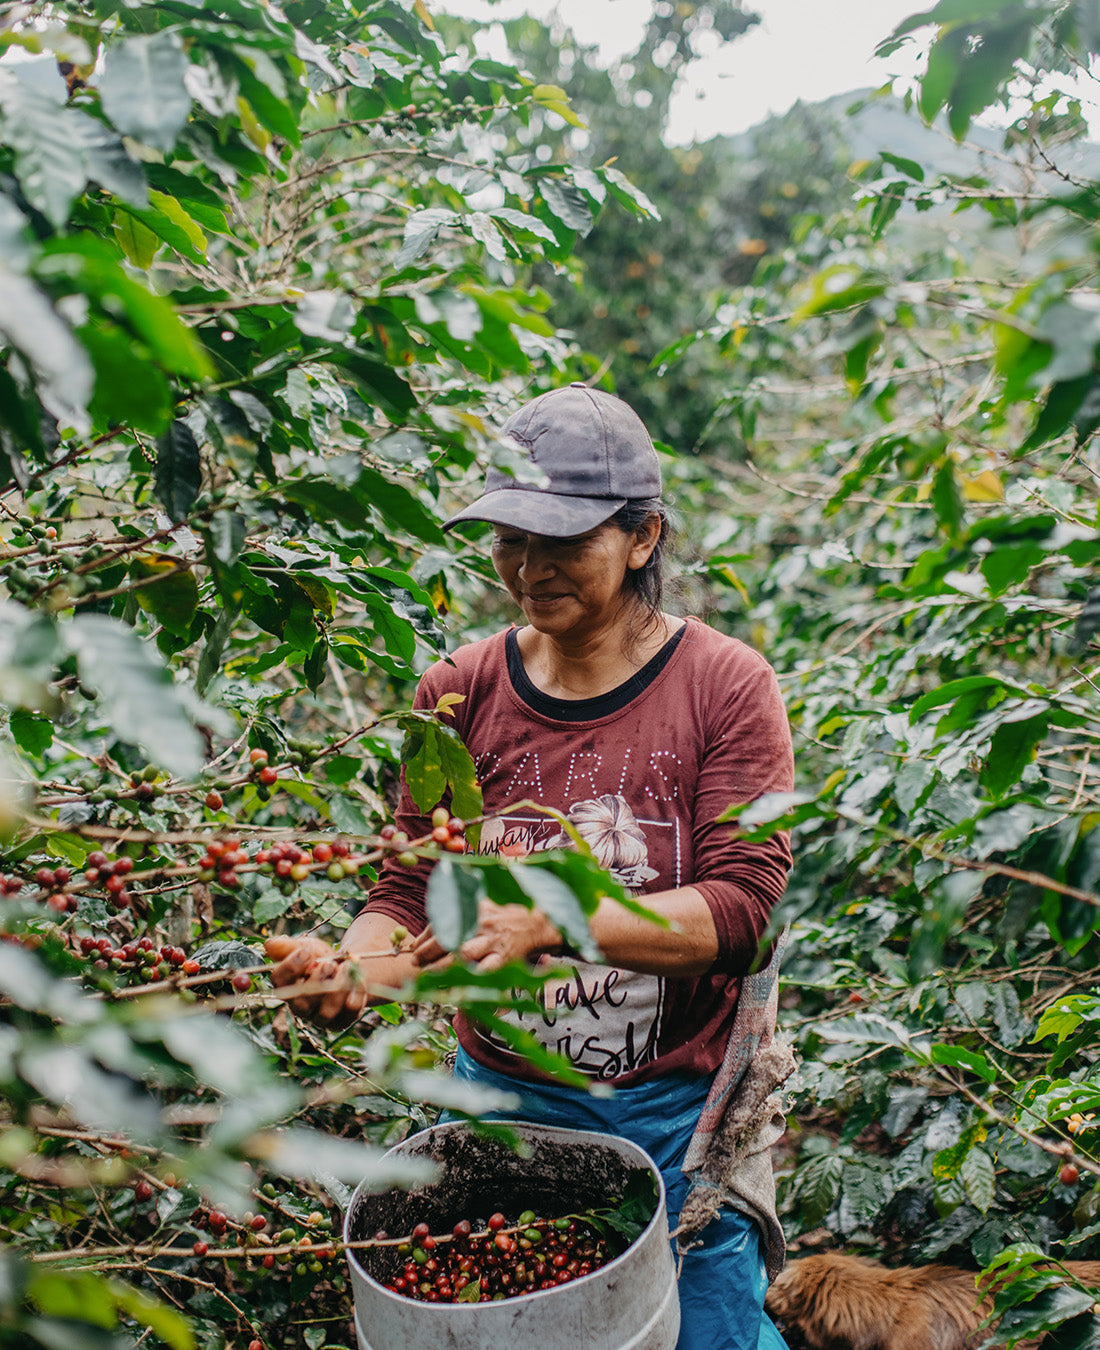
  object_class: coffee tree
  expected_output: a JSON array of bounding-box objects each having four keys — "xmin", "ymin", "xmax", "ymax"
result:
[
  {"xmin": 665, "ymin": 0, "xmax": 1100, "ymax": 1341},
  {"xmin": 0, "ymin": 1, "xmax": 661, "ymax": 1345}
]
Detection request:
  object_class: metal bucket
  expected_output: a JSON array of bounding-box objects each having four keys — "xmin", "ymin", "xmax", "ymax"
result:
[{"xmin": 344, "ymin": 1119, "xmax": 680, "ymax": 1350}]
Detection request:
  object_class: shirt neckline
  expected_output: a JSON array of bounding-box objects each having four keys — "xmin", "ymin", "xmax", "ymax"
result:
[{"xmin": 505, "ymin": 622, "xmax": 686, "ymax": 723}]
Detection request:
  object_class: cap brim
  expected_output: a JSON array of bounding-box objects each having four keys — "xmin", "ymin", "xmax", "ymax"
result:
[{"xmin": 442, "ymin": 489, "xmax": 626, "ymax": 535}]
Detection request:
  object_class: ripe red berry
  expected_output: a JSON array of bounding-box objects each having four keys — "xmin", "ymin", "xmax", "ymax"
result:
[
  {"xmin": 249, "ymin": 748, "xmax": 269, "ymax": 766},
  {"xmin": 182, "ymin": 959, "xmax": 200, "ymax": 975},
  {"xmin": 87, "ymin": 851, "xmax": 108, "ymax": 869},
  {"xmin": 193, "ymin": 1240, "xmax": 209, "ymax": 1256},
  {"xmin": 134, "ymin": 1180, "xmax": 153, "ymax": 1202},
  {"xmin": 113, "ymin": 857, "xmax": 133, "ymax": 875},
  {"xmin": 35, "ymin": 868, "xmax": 54, "ymax": 888},
  {"xmin": 257, "ymin": 766, "xmax": 278, "ymax": 786},
  {"xmin": 1061, "ymin": 1163, "xmax": 1080, "ymax": 1185},
  {"xmin": 487, "ymin": 1213, "xmax": 505, "ymax": 1232},
  {"xmin": 250, "ymin": 1214, "xmax": 266, "ymax": 1231},
  {"xmin": 205, "ymin": 790, "xmax": 224, "ymax": 810},
  {"xmin": 312, "ymin": 842, "xmax": 333, "ymax": 863},
  {"xmin": 249, "ymin": 1341, "xmax": 264, "ymax": 1350},
  {"xmin": 53, "ymin": 867, "xmax": 71, "ymax": 886},
  {"xmin": 231, "ymin": 971, "xmax": 251, "ymax": 993}
]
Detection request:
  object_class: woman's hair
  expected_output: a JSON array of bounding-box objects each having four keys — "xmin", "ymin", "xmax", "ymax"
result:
[{"xmin": 609, "ymin": 498, "xmax": 670, "ymax": 631}]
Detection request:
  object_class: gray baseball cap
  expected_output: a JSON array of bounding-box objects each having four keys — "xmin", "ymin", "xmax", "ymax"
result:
[{"xmin": 443, "ymin": 383, "xmax": 662, "ymax": 536}]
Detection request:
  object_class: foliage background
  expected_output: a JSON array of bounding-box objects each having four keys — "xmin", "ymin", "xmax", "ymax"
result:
[{"xmin": 2, "ymin": 0, "xmax": 1100, "ymax": 1347}]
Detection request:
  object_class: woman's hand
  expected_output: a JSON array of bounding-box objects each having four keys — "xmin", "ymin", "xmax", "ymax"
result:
[
  {"xmin": 265, "ymin": 934, "xmax": 368, "ymax": 1027},
  {"xmin": 410, "ymin": 899, "xmax": 563, "ymax": 973}
]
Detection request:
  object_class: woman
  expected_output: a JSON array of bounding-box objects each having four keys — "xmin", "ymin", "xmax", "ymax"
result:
[{"xmin": 268, "ymin": 383, "xmax": 794, "ymax": 1348}]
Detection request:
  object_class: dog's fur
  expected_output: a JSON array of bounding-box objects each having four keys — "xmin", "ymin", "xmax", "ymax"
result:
[{"xmin": 764, "ymin": 1251, "xmax": 1100, "ymax": 1350}]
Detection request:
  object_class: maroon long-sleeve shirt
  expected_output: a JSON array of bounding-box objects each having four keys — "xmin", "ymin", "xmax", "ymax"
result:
[{"xmin": 364, "ymin": 617, "xmax": 793, "ymax": 1086}]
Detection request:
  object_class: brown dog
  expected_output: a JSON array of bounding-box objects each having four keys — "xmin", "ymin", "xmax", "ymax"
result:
[{"xmin": 764, "ymin": 1251, "xmax": 1100, "ymax": 1350}]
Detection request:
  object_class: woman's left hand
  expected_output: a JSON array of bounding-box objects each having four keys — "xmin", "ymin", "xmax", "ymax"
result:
[{"xmin": 410, "ymin": 899, "xmax": 563, "ymax": 972}]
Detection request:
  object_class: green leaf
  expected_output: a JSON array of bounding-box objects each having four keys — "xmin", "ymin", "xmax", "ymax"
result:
[
  {"xmin": 129, "ymin": 556, "xmax": 200, "ymax": 637},
  {"xmin": 929, "ymin": 1043, "xmax": 998, "ymax": 1083},
  {"xmin": 425, "ymin": 854, "xmax": 485, "ymax": 950},
  {"xmin": 37, "ymin": 240, "xmax": 212, "ymax": 381},
  {"xmin": 63, "ymin": 614, "xmax": 204, "ymax": 778},
  {"xmin": 931, "ymin": 458, "xmax": 965, "ymax": 542},
  {"xmin": 0, "ymin": 271, "xmax": 93, "ymax": 434},
  {"xmin": 434, "ymin": 722, "xmax": 483, "ymax": 822},
  {"xmin": 538, "ymin": 176, "xmax": 594, "ymax": 233},
  {"xmin": 960, "ymin": 1145, "xmax": 996, "ymax": 1214},
  {"xmin": 155, "ymin": 421, "xmax": 202, "ymax": 523},
  {"xmin": 82, "ymin": 321, "xmax": 173, "ymax": 434},
  {"xmin": 100, "ymin": 31, "xmax": 192, "ymax": 153},
  {"xmin": 114, "ymin": 210, "xmax": 160, "ymax": 270},
  {"xmin": 995, "ymin": 1285, "xmax": 1098, "ymax": 1341},
  {"xmin": 8, "ymin": 709, "xmax": 53, "ymax": 757},
  {"xmin": 910, "ymin": 675, "xmax": 1007, "ymax": 724},
  {"xmin": 601, "ymin": 166, "xmax": 660, "ymax": 220},
  {"xmin": 793, "ymin": 266, "xmax": 887, "ymax": 319},
  {"xmin": 394, "ymin": 208, "xmax": 458, "ymax": 268},
  {"xmin": 945, "ymin": 17, "xmax": 1033, "ymax": 140},
  {"xmin": 796, "ymin": 1153, "xmax": 843, "ymax": 1227},
  {"xmin": 400, "ymin": 719, "xmax": 446, "ymax": 815},
  {"xmin": 28, "ymin": 1271, "xmax": 117, "ymax": 1329},
  {"xmin": 880, "ymin": 151, "xmax": 925, "ymax": 182},
  {"xmin": 108, "ymin": 1281, "xmax": 195, "ymax": 1350},
  {"xmin": 0, "ymin": 68, "xmax": 88, "ymax": 229},
  {"xmin": 982, "ymin": 713, "xmax": 1048, "ymax": 798}
]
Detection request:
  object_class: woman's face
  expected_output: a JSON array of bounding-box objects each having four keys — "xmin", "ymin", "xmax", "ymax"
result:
[{"xmin": 490, "ymin": 520, "xmax": 659, "ymax": 644}]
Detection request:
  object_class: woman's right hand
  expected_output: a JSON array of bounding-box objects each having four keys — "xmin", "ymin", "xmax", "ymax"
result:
[{"xmin": 265, "ymin": 934, "xmax": 368, "ymax": 1027}]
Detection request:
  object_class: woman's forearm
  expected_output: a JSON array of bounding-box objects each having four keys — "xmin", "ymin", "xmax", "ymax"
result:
[
  {"xmin": 587, "ymin": 886, "xmax": 719, "ymax": 977},
  {"xmin": 339, "ymin": 909, "xmax": 423, "ymax": 994}
]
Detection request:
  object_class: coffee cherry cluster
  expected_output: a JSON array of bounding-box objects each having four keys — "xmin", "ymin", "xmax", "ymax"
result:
[
  {"xmin": 248, "ymin": 748, "xmax": 279, "ymax": 801},
  {"xmin": 256, "ymin": 838, "xmax": 357, "ymax": 891},
  {"xmin": 382, "ymin": 1210, "xmax": 611, "ymax": 1304},
  {"xmin": 378, "ymin": 92, "xmax": 482, "ymax": 136},
  {"xmin": 82, "ymin": 851, "xmax": 136, "ymax": 909},
  {"xmin": 1, "ymin": 519, "xmax": 94, "ymax": 604},
  {"xmin": 196, "ymin": 837, "xmax": 249, "ymax": 890},
  {"xmin": 127, "ymin": 764, "xmax": 165, "ymax": 806},
  {"xmin": 195, "ymin": 836, "xmax": 359, "ymax": 895},
  {"xmin": 382, "ymin": 807, "xmax": 466, "ymax": 869},
  {"xmin": 29, "ymin": 864, "xmax": 78, "ymax": 914},
  {"xmin": 76, "ymin": 934, "xmax": 186, "ymax": 981}
]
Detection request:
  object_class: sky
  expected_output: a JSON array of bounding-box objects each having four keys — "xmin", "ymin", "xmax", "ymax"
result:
[{"xmin": 439, "ymin": 0, "xmax": 929, "ymax": 144}]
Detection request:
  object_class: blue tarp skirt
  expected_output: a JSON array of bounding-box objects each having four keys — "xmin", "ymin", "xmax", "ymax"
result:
[{"xmin": 450, "ymin": 1046, "xmax": 788, "ymax": 1350}]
